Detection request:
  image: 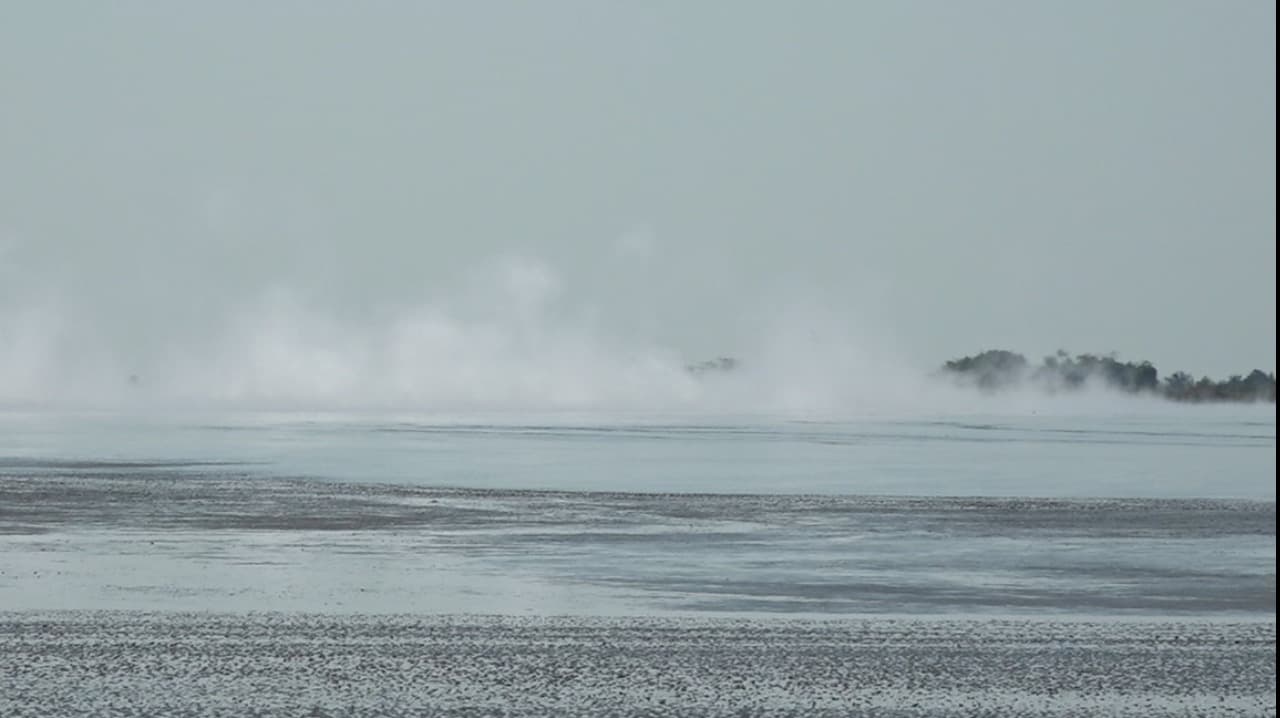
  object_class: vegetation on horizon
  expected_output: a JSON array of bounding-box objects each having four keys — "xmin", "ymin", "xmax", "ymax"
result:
[{"xmin": 941, "ymin": 349, "xmax": 1275, "ymax": 403}]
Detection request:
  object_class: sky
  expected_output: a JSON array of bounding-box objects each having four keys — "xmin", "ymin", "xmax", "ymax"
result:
[{"xmin": 0, "ymin": 2, "xmax": 1275, "ymax": 405}]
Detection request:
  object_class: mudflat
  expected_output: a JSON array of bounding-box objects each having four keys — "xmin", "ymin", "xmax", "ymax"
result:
[
  {"xmin": 2, "ymin": 612, "xmax": 1274, "ymax": 717},
  {"xmin": 2, "ymin": 461, "xmax": 1274, "ymax": 715}
]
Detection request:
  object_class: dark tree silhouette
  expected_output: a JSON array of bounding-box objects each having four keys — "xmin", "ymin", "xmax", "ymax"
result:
[{"xmin": 941, "ymin": 350, "xmax": 1274, "ymax": 403}]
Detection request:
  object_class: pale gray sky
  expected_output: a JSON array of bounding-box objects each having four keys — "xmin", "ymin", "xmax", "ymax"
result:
[{"xmin": 2, "ymin": 1, "xmax": 1275, "ymax": 389}]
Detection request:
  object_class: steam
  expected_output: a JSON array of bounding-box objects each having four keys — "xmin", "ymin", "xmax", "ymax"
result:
[
  {"xmin": 175, "ymin": 272, "xmax": 699, "ymax": 410},
  {"xmin": 0, "ymin": 250, "xmax": 1251, "ymax": 415}
]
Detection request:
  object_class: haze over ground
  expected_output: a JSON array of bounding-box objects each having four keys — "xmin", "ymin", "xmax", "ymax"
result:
[{"xmin": 1, "ymin": 2, "xmax": 1274, "ymax": 407}]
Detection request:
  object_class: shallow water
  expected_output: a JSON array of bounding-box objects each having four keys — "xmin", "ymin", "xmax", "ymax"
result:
[
  {"xmin": 2, "ymin": 407, "xmax": 1274, "ymax": 497},
  {"xmin": 0, "ymin": 408, "xmax": 1274, "ymax": 617}
]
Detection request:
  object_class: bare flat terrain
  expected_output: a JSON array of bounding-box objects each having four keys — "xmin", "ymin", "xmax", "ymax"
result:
[
  {"xmin": 1, "ymin": 450, "xmax": 1273, "ymax": 715},
  {"xmin": 2, "ymin": 612, "xmax": 1274, "ymax": 717}
]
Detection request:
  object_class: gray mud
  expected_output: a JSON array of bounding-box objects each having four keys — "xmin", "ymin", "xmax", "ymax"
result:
[{"xmin": 1, "ymin": 612, "xmax": 1274, "ymax": 717}]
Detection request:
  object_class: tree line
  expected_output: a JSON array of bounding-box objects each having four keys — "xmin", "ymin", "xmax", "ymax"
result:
[{"xmin": 941, "ymin": 350, "xmax": 1275, "ymax": 402}]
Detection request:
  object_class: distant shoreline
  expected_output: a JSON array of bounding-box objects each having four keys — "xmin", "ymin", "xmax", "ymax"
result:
[
  {"xmin": 939, "ymin": 350, "xmax": 1276, "ymax": 403},
  {"xmin": 686, "ymin": 350, "xmax": 1276, "ymax": 403}
]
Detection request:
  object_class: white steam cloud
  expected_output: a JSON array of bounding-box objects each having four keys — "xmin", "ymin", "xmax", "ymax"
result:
[{"xmin": 0, "ymin": 248, "xmax": 1216, "ymax": 416}]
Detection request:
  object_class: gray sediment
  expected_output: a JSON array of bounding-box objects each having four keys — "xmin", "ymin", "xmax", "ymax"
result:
[{"xmin": 1, "ymin": 612, "xmax": 1274, "ymax": 717}]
